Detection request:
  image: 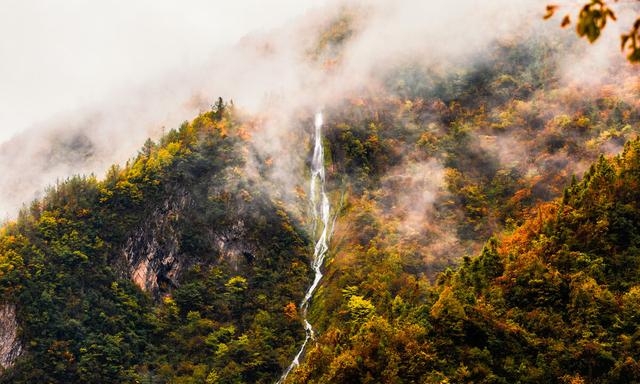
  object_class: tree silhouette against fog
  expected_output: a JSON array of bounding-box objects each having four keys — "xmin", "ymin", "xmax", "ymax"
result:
[{"xmin": 546, "ymin": 0, "xmax": 640, "ymax": 61}]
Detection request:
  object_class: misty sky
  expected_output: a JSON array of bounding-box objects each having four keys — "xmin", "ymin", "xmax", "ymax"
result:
[
  {"xmin": 0, "ymin": 0, "xmax": 626, "ymax": 220},
  {"xmin": 0, "ymin": 0, "xmax": 326, "ymax": 144}
]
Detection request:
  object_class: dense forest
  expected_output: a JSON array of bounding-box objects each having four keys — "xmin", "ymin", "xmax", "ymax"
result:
[
  {"xmin": 3, "ymin": 5, "xmax": 640, "ymax": 384},
  {"xmin": 0, "ymin": 103, "xmax": 313, "ymax": 383}
]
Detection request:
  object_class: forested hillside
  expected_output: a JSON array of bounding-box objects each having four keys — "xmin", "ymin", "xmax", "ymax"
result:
[
  {"xmin": 290, "ymin": 137, "xmax": 640, "ymax": 383},
  {"xmin": 0, "ymin": 103, "xmax": 313, "ymax": 383},
  {"xmin": 3, "ymin": 4, "xmax": 640, "ymax": 384}
]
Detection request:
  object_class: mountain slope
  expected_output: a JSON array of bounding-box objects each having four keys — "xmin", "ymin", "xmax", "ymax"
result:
[
  {"xmin": 0, "ymin": 102, "xmax": 312, "ymax": 383},
  {"xmin": 4, "ymin": 13, "xmax": 640, "ymax": 384},
  {"xmin": 289, "ymin": 140, "xmax": 640, "ymax": 384}
]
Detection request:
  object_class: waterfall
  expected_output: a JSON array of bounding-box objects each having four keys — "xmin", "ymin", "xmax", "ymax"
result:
[{"xmin": 277, "ymin": 112, "xmax": 332, "ymax": 383}]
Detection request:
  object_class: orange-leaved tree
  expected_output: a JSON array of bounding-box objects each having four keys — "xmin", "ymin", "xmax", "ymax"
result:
[{"xmin": 545, "ymin": 0, "xmax": 640, "ymax": 61}]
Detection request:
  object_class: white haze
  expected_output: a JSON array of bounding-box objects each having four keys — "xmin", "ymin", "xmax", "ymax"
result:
[
  {"xmin": 1, "ymin": 0, "xmax": 627, "ymax": 219},
  {"xmin": 0, "ymin": 0, "xmax": 326, "ymax": 218},
  {"xmin": 0, "ymin": 0, "xmax": 326, "ymax": 142}
]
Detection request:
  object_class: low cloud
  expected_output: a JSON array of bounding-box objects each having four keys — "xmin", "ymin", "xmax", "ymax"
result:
[{"xmin": 1, "ymin": 0, "xmax": 631, "ymax": 220}]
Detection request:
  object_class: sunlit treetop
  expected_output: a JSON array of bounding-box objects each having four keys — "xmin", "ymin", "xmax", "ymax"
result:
[{"xmin": 545, "ymin": 0, "xmax": 640, "ymax": 62}]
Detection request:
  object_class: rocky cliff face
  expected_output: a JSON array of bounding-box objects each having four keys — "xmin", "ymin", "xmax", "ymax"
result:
[
  {"xmin": 0, "ymin": 304, "xmax": 22, "ymax": 369},
  {"xmin": 211, "ymin": 218, "xmax": 258, "ymax": 271},
  {"xmin": 122, "ymin": 189, "xmax": 259, "ymax": 297},
  {"xmin": 123, "ymin": 192, "xmax": 188, "ymax": 296}
]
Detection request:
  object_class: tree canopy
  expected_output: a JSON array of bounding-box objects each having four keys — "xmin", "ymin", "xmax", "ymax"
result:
[{"xmin": 546, "ymin": 0, "xmax": 640, "ymax": 62}]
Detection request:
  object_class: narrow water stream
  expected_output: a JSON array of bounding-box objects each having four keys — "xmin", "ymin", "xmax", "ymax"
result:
[{"xmin": 277, "ymin": 112, "xmax": 332, "ymax": 383}]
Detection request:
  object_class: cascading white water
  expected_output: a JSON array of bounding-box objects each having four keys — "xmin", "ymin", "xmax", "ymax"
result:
[{"xmin": 277, "ymin": 112, "xmax": 331, "ymax": 384}]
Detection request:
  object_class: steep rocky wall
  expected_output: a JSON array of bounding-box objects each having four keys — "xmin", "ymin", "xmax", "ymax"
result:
[
  {"xmin": 211, "ymin": 219, "xmax": 259, "ymax": 271},
  {"xmin": 122, "ymin": 188, "xmax": 261, "ymax": 297},
  {"xmin": 0, "ymin": 304, "xmax": 22, "ymax": 369},
  {"xmin": 123, "ymin": 192, "xmax": 188, "ymax": 296}
]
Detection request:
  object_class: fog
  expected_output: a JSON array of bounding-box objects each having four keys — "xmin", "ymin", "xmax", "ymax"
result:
[
  {"xmin": 0, "ymin": 0, "xmax": 633, "ymax": 219},
  {"xmin": 0, "ymin": 0, "xmax": 326, "ymax": 141},
  {"xmin": 0, "ymin": 0, "xmax": 326, "ymax": 218}
]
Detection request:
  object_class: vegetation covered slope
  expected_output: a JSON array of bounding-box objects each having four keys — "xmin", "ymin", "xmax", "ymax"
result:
[
  {"xmin": 0, "ymin": 102, "xmax": 312, "ymax": 383},
  {"xmin": 4, "ymin": 17, "xmax": 640, "ymax": 384},
  {"xmin": 289, "ymin": 135, "xmax": 640, "ymax": 384},
  {"xmin": 286, "ymin": 25, "xmax": 640, "ymax": 383}
]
